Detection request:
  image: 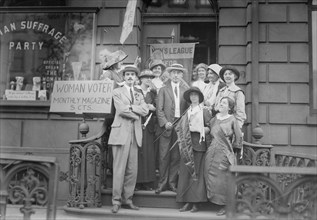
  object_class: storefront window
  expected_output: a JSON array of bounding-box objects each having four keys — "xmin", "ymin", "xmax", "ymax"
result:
[
  {"xmin": 310, "ymin": 0, "xmax": 317, "ymax": 113},
  {"xmin": 0, "ymin": 8, "xmax": 96, "ymax": 101}
]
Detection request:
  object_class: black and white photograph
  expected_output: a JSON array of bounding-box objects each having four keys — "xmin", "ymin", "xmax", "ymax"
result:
[{"xmin": 0, "ymin": 0, "xmax": 316, "ymax": 219}]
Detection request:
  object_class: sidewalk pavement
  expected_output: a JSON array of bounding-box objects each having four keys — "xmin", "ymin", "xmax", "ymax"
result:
[{"xmin": 5, "ymin": 205, "xmax": 226, "ymax": 220}]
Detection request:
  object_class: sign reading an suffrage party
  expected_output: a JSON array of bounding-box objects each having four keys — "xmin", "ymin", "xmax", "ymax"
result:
[{"xmin": 50, "ymin": 80, "xmax": 114, "ymax": 115}]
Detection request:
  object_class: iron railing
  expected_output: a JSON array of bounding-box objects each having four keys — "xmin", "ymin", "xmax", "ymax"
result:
[
  {"xmin": 0, "ymin": 153, "xmax": 59, "ymax": 220},
  {"xmin": 227, "ymin": 165, "xmax": 317, "ymax": 219}
]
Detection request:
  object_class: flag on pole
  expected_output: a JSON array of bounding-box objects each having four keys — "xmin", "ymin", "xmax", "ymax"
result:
[{"xmin": 120, "ymin": 0, "xmax": 137, "ymax": 44}]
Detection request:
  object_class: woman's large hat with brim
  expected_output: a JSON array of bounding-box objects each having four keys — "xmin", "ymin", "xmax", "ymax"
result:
[
  {"xmin": 103, "ymin": 50, "xmax": 128, "ymax": 70},
  {"xmin": 166, "ymin": 63, "xmax": 187, "ymax": 74},
  {"xmin": 207, "ymin": 64, "xmax": 222, "ymax": 76},
  {"xmin": 183, "ymin": 86, "xmax": 204, "ymax": 104},
  {"xmin": 119, "ymin": 65, "xmax": 140, "ymax": 76},
  {"xmin": 149, "ymin": 59, "xmax": 166, "ymax": 71},
  {"xmin": 219, "ymin": 66, "xmax": 240, "ymax": 82},
  {"xmin": 194, "ymin": 63, "xmax": 208, "ymax": 72},
  {"xmin": 138, "ymin": 69, "xmax": 155, "ymax": 79}
]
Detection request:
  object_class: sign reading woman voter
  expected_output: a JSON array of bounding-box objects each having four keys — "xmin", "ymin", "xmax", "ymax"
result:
[{"xmin": 50, "ymin": 80, "xmax": 114, "ymax": 115}]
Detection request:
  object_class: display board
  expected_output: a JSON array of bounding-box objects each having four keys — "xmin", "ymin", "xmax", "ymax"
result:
[{"xmin": 50, "ymin": 80, "xmax": 113, "ymax": 116}]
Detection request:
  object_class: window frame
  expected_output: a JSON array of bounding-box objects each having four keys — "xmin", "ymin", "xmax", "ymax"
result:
[
  {"xmin": 309, "ymin": 0, "xmax": 317, "ymax": 114},
  {"xmin": 0, "ymin": 7, "xmax": 98, "ymax": 104}
]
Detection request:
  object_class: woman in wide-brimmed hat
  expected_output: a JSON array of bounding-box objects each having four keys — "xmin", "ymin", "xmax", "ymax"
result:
[
  {"xmin": 175, "ymin": 86, "xmax": 212, "ymax": 213},
  {"xmin": 202, "ymin": 64, "xmax": 226, "ymax": 108},
  {"xmin": 99, "ymin": 49, "xmax": 128, "ymax": 88},
  {"xmin": 191, "ymin": 63, "xmax": 208, "ymax": 92},
  {"xmin": 213, "ymin": 66, "xmax": 246, "ymax": 129},
  {"xmin": 149, "ymin": 59, "xmax": 166, "ymax": 92}
]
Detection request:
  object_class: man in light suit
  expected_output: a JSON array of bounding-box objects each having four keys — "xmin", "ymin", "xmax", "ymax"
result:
[
  {"xmin": 108, "ymin": 65, "xmax": 149, "ymax": 213},
  {"xmin": 156, "ymin": 63, "xmax": 189, "ymax": 194}
]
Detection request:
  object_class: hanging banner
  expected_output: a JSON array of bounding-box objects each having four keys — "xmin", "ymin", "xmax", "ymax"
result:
[
  {"xmin": 120, "ymin": 0, "xmax": 137, "ymax": 44},
  {"xmin": 149, "ymin": 43, "xmax": 196, "ymax": 83}
]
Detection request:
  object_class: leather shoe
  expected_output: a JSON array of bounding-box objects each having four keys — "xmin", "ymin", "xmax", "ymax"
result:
[
  {"xmin": 190, "ymin": 204, "xmax": 198, "ymax": 213},
  {"xmin": 122, "ymin": 203, "xmax": 139, "ymax": 210},
  {"xmin": 111, "ymin": 204, "xmax": 120, "ymax": 213},
  {"xmin": 169, "ymin": 185, "xmax": 177, "ymax": 192},
  {"xmin": 179, "ymin": 203, "xmax": 191, "ymax": 212},
  {"xmin": 216, "ymin": 208, "xmax": 226, "ymax": 216},
  {"xmin": 155, "ymin": 186, "xmax": 165, "ymax": 194}
]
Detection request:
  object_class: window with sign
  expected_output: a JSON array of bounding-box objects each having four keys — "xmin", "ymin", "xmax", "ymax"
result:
[
  {"xmin": 0, "ymin": 8, "xmax": 97, "ymax": 101},
  {"xmin": 310, "ymin": 0, "xmax": 317, "ymax": 114}
]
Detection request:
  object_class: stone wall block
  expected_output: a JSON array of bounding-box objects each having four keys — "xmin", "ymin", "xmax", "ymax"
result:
[
  {"xmin": 290, "ymin": 84, "xmax": 310, "ymax": 103},
  {"xmin": 246, "ymin": 43, "xmax": 251, "ymax": 63},
  {"xmin": 245, "ymin": 83, "xmax": 252, "ymax": 103},
  {"xmin": 218, "ymin": 0, "xmax": 249, "ymax": 8},
  {"xmin": 97, "ymin": 9, "xmax": 121, "ymax": 26},
  {"xmin": 268, "ymin": 64, "xmax": 309, "ymax": 82},
  {"xmin": 291, "ymin": 126, "xmax": 317, "ymax": 146},
  {"xmin": 269, "ymin": 104, "xmax": 309, "ymax": 124},
  {"xmin": 260, "ymin": 124, "xmax": 289, "ymax": 145},
  {"xmin": 219, "ymin": 27, "xmax": 246, "ymax": 45},
  {"xmin": 23, "ymin": 120, "xmax": 79, "ymax": 148},
  {"xmin": 289, "ymin": 43, "xmax": 309, "ymax": 62},
  {"xmin": 268, "ymin": 24, "xmax": 308, "ymax": 42},
  {"xmin": 259, "ymin": 83, "xmax": 288, "ymax": 103},
  {"xmin": 0, "ymin": 120, "xmax": 22, "ymax": 146},
  {"xmin": 246, "ymin": 24, "xmax": 267, "ymax": 43},
  {"xmin": 289, "ymin": 4, "xmax": 307, "ymax": 22},
  {"xmin": 259, "ymin": 64, "xmax": 267, "ymax": 82},
  {"xmin": 259, "ymin": 44, "xmax": 288, "ymax": 62},
  {"xmin": 259, "ymin": 4, "xmax": 287, "ymax": 22},
  {"xmin": 246, "ymin": 104, "xmax": 268, "ymax": 124},
  {"xmin": 219, "ymin": 8, "xmax": 247, "ymax": 26},
  {"xmin": 219, "ymin": 46, "xmax": 246, "ymax": 64}
]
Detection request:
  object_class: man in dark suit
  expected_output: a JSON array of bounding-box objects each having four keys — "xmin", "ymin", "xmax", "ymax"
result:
[
  {"xmin": 108, "ymin": 65, "xmax": 149, "ymax": 213},
  {"xmin": 155, "ymin": 63, "xmax": 189, "ymax": 194}
]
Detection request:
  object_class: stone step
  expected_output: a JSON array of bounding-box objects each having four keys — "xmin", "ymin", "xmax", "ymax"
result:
[
  {"xmin": 63, "ymin": 205, "xmax": 226, "ymax": 220},
  {"xmin": 101, "ymin": 188, "xmax": 219, "ymax": 210},
  {"xmin": 102, "ymin": 188, "xmax": 180, "ymax": 208}
]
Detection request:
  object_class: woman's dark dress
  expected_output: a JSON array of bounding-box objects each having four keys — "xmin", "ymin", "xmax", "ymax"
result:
[
  {"xmin": 204, "ymin": 115, "xmax": 242, "ymax": 205},
  {"xmin": 136, "ymin": 89, "xmax": 156, "ymax": 183},
  {"xmin": 176, "ymin": 108, "xmax": 211, "ymax": 203}
]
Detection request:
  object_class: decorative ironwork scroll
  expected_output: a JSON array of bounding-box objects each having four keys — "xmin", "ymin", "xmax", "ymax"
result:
[
  {"xmin": 0, "ymin": 154, "xmax": 59, "ymax": 220},
  {"xmin": 227, "ymin": 166, "xmax": 317, "ymax": 220},
  {"xmin": 67, "ymin": 140, "xmax": 104, "ymax": 209},
  {"xmin": 238, "ymin": 141, "xmax": 273, "ymax": 166}
]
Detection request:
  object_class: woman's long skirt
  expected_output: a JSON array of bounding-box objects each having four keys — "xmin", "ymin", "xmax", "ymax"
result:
[
  {"xmin": 176, "ymin": 150, "xmax": 207, "ymax": 203},
  {"xmin": 204, "ymin": 143, "xmax": 230, "ymax": 205},
  {"xmin": 136, "ymin": 126, "xmax": 156, "ymax": 183}
]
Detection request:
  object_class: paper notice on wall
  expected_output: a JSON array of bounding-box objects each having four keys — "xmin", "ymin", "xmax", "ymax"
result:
[
  {"xmin": 5, "ymin": 90, "xmax": 36, "ymax": 100},
  {"xmin": 50, "ymin": 80, "xmax": 114, "ymax": 115},
  {"xmin": 120, "ymin": 0, "xmax": 137, "ymax": 44}
]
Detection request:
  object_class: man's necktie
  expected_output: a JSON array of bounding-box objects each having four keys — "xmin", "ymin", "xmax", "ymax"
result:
[
  {"xmin": 174, "ymin": 86, "xmax": 178, "ymax": 97},
  {"xmin": 130, "ymin": 88, "xmax": 134, "ymax": 103}
]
